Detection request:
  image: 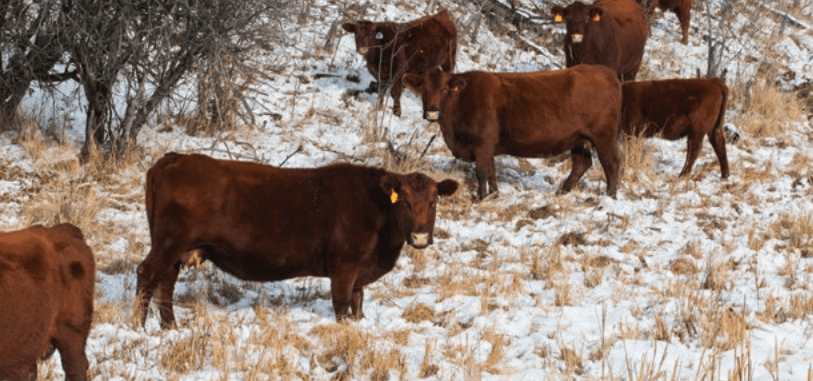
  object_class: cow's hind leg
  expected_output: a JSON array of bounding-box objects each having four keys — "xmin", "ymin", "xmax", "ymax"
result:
[
  {"xmin": 561, "ymin": 141, "xmax": 593, "ymax": 193},
  {"xmin": 676, "ymin": 5, "xmax": 690, "ymax": 44},
  {"xmin": 594, "ymin": 139, "xmax": 621, "ymax": 196},
  {"xmin": 680, "ymin": 131, "xmax": 705, "ymax": 177},
  {"xmin": 136, "ymin": 243, "xmax": 185, "ymax": 328},
  {"xmin": 52, "ymin": 323, "xmax": 90, "ymax": 381},
  {"xmin": 157, "ymin": 262, "xmax": 182, "ymax": 329},
  {"xmin": 707, "ymin": 125, "xmax": 729, "ymax": 178}
]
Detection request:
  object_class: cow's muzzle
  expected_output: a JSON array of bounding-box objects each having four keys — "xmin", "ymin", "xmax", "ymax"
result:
[
  {"xmin": 424, "ymin": 110, "xmax": 443, "ymax": 122},
  {"xmin": 571, "ymin": 34, "xmax": 584, "ymax": 44},
  {"xmin": 408, "ymin": 232, "xmax": 432, "ymax": 249}
]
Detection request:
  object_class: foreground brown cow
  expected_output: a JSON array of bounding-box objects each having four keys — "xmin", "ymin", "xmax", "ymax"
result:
[
  {"xmin": 0, "ymin": 224, "xmax": 94, "ymax": 381},
  {"xmin": 342, "ymin": 10, "xmax": 457, "ymax": 116},
  {"xmin": 403, "ymin": 65, "xmax": 621, "ymax": 199},
  {"xmin": 136, "ymin": 153, "xmax": 458, "ymax": 327},
  {"xmin": 638, "ymin": 0, "xmax": 691, "ymax": 44},
  {"xmin": 622, "ymin": 78, "xmax": 729, "ymax": 178},
  {"xmin": 551, "ymin": 0, "xmax": 647, "ymax": 81}
]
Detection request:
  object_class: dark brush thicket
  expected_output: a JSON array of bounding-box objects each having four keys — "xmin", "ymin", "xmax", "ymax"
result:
[{"xmin": 0, "ymin": 0, "xmax": 297, "ymax": 160}]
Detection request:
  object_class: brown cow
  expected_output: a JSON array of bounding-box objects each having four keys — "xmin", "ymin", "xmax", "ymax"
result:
[
  {"xmin": 403, "ymin": 65, "xmax": 622, "ymax": 200},
  {"xmin": 638, "ymin": 0, "xmax": 691, "ymax": 44},
  {"xmin": 551, "ymin": 0, "xmax": 648, "ymax": 81},
  {"xmin": 0, "ymin": 224, "xmax": 94, "ymax": 381},
  {"xmin": 622, "ymin": 78, "xmax": 729, "ymax": 178},
  {"xmin": 342, "ymin": 10, "xmax": 457, "ymax": 116},
  {"xmin": 136, "ymin": 153, "xmax": 458, "ymax": 327}
]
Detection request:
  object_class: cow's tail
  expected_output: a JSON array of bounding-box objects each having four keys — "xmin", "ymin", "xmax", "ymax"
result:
[{"xmin": 714, "ymin": 79, "xmax": 729, "ymax": 141}]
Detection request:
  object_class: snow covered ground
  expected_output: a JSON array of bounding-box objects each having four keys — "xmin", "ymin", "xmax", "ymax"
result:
[{"xmin": 2, "ymin": 0, "xmax": 813, "ymax": 380}]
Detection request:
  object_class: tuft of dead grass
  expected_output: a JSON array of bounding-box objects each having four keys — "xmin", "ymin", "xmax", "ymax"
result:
[
  {"xmin": 669, "ymin": 256, "xmax": 700, "ymax": 276},
  {"xmin": 161, "ymin": 332, "xmax": 210, "ymax": 373},
  {"xmin": 731, "ymin": 77, "xmax": 805, "ymax": 139},
  {"xmin": 402, "ymin": 303, "xmax": 436, "ymax": 324}
]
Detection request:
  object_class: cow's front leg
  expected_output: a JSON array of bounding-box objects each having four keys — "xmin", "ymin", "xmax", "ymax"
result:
[
  {"xmin": 53, "ymin": 322, "xmax": 90, "ymax": 381},
  {"xmin": 350, "ymin": 287, "xmax": 364, "ymax": 320},
  {"xmin": 330, "ymin": 268, "xmax": 359, "ymax": 321},
  {"xmin": 390, "ymin": 78, "xmax": 404, "ymax": 117},
  {"xmin": 473, "ymin": 146, "xmax": 497, "ymax": 200}
]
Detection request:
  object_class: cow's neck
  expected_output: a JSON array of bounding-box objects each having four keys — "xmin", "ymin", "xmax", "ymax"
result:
[{"xmin": 377, "ymin": 211, "xmax": 407, "ymax": 271}]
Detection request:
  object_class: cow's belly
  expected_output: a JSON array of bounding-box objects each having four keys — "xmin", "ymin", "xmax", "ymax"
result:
[
  {"xmin": 498, "ymin": 132, "xmax": 578, "ymax": 158},
  {"xmin": 209, "ymin": 248, "xmax": 325, "ymax": 282}
]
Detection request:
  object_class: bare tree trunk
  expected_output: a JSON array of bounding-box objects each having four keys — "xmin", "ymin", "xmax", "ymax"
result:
[
  {"xmin": 1, "ymin": 0, "xmax": 72, "ymax": 130},
  {"xmin": 79, "ymin": 80, "xmax": 111, "ymax": 162}
]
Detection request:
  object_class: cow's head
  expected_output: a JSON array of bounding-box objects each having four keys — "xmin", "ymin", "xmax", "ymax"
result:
[
  {"xmin": 403, "ymin": 67, "xmax": 466, "ymax": 122},
  {"xmin": 342, "ymin": 20, "xmax": 389, "ymax": 55},
  {"xmin": 551, "ymin": 2, "xmax": 604, "ymax": 44},
  {"xmin": 380, "ymin": 173, "xmax": 458, "ymax": 249}
]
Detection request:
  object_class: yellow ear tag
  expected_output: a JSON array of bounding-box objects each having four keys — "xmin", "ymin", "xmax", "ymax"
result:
[
  {"xmin": 592, "ymin": 14, "xmax": 601, "ymax": 22},
  {"xmin": 554, "ymin": 15, "xmax": 563, "ymax": 22},
  {"xmin": 390, "ymin": 191, "xmax": 399, "ymax": 204}
]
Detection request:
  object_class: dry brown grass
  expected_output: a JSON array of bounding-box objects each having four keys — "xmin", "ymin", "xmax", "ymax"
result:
[
  {"xmin": 161, "ymin": 332, "xmax": 210, "ymax": 373},
  {"xmin": 669, "ymin": 256, "xmax": 700, "ymax": 276},
  {"xmin": 731, "ymin": 77, "xmax": 805, "ymax": 139},
  {"xmin": 402, "ymin": 303, "xmax": 436, "ymax": 324},
  {"xmin": 419, "ymin": 340, "xmax": 440, "ymax": 378},
  {"xmin": 619, "ymin": 132, "xmax": 658, "ymax": 187},
  {"xmin": 482, "ymin": 329, "xmax": 509, "ymax": 375},
  {"xmin": 558, "ymin": 343, "xmax": 584, "ymax": 375}
]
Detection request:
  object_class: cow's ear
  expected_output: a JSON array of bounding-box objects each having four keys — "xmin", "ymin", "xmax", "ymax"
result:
[
  {"xmin": 380, "ymin": 175, "xmax": 402, "ymax": 204},
  {"xmin": 402, "ymin": 74, "xmax": 422, "ymax": 91},
  {"xmin": 448, "ymin": 77, "xmax": 467, "ymax": 92},
  {"xmin": 342, "ymin": 22, "xmax": 357, "ymax": 33},
  {"xmin": 437, "ymin": 179, "xmax": 459, "ymax": 197},
  {"xmin": 551, "ymin": 6, "xmax": 565, "ymax": 22},
  {"xmin": 590, "ymin": 7, "xmax": 603, "ymax": 22}
]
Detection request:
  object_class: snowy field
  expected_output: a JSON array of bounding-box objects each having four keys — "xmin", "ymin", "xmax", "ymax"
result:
[{"xmin": 2, "ymin": 0, "xmax": 813, "ymax": 380}]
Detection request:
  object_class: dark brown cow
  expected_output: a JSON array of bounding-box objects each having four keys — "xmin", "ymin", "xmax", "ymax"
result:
[
  {"xmin": 403, "ymin": 65, "xmax": 622, "ymax": 200},
  {"xmin": 136, "ymin": 153, "xmax": 458, "ymax": 327},
  {"xmin": 551, "ymin": 0, "xmax": 648, "ymax": 81},
  {"xmin": 342, "ymin": 10, "xmax": 457, "ymax": 116},
  {"xmin": 638, "ymin": 0, "xmax": 691, "ymax": 44},
  {"xmin": 622, "ymin": 78, "xmax": 729, "ymax": 178},
  {"xmin": 0, "ymin": 224, "xmax": 94, "ymax": 381}
]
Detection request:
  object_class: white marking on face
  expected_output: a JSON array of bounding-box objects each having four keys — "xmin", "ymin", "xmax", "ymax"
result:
[
  {"xmin": 411, "ymin": 232, "xmax": 430, "ymax": 247},
  {"xmin": 426, "ymin": 111, "xmax": 440, "ymax": 120},
  {"xmin": 571, "ymin": 34, "xmax": 584, "ymax": 43}
]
